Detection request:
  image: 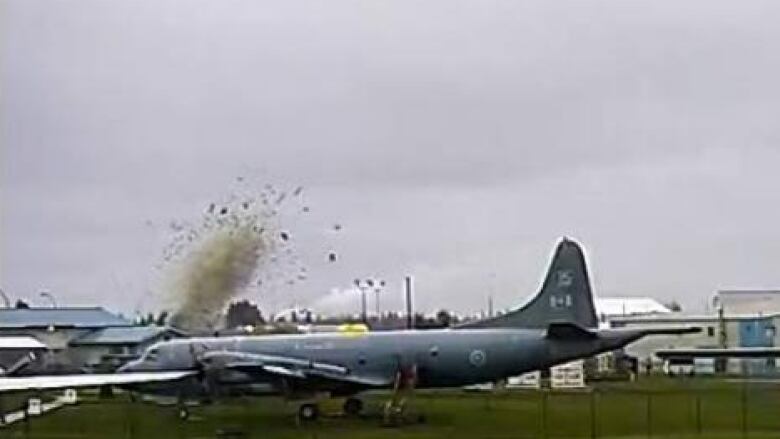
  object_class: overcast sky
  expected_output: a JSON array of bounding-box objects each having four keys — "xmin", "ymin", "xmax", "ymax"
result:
[{"xmin": 3, "ymin": 0, "xmax": 780, "ymax": 317}]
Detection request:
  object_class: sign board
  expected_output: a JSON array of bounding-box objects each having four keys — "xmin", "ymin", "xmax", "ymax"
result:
[
  {"xmin": 27, "ymin": 399, "xmax": 41, "ymax": 416},
  {"xmin": 551, "ymin": 360, "xmax": 585, "ymax": 389},
  {"xmin": 693, "ymin": 358, "xmax": 715, "ymax": 375},
  {"xmin": 63, "ymin": 389, "xmax": 78, "ymax": 405},
  {"xmin": 507, "ymin": 371, "xmax": 541, "ymax": 389}
]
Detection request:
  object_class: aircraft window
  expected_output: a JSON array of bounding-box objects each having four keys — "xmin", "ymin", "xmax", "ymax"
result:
[
  {"xmin": 429, "ymin": 346, "xmax": 439, "ymax": 357},
  {"xmin": 357, "ymin": 353, "xmax": 367, "ymax": 366}
]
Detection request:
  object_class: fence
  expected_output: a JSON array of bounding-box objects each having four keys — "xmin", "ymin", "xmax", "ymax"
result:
[{"xmin": 4, "ymin": 380, "xmax": 780, "ymax": 438}]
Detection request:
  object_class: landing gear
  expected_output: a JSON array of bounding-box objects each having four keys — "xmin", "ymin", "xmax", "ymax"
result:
[
  {"xmin": 343, "ymin": 397, "xmax": 364, "ymax": 416},
  {"xmin": 298, "ymin": 403, "xmax": 319, "ymax": 422},
  {"xmin": 383, "ymin": 365, "xmax": 418, "ymax": 426}
]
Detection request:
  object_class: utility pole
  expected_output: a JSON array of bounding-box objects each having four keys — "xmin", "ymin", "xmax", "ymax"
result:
[{"xmin": 405, "ymin": 276, "xmax": 413, "ymax": 330}]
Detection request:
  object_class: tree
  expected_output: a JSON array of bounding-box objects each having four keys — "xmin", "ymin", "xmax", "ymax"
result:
[
  {"xmin": 225, "ymin": 300, "xmax": 264, "ymax": 329},
  {"xmin": 665, "ymin": 300, "xmax": 682, "ymax": 312},
  {"xmin": 155, "ymin": 310, "xmax": 169, "ymax": 326},
  {"xmin": 14, "ymin": 299, "xmax": 29, "ymax": 309},
  {"xmin": 136, "ymin": 311, "xmax": 170, "ymax": 326},
  {"xmin": 435, "ymin": 309, "xmax": 452, "ymax": 328}
]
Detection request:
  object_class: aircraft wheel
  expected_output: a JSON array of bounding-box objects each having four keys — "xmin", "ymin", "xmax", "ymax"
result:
[
  {"xmin": 178, "ymin": 407, "xmax": 190, "ymax": 420},
  {"xmin": 343, "ymin": 397, "xmax": 363, "ymax": 416},
  {"xmin": 298, "ymin": 403, "xmax": 319, "ymax": 421}
]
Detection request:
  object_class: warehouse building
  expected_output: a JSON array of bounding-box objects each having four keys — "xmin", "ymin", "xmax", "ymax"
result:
[
  {"xmin": 609, "ymin": 290, "xmax": 780, "ymax": 376},
  {"xmin": 0, "ymin": 307, "xmax": 183, "ymax": 372}
]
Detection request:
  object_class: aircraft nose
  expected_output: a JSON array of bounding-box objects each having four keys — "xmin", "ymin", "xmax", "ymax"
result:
[{"xmin": 117, "ymin": 359, "xmax": 141, "ymax": 373}]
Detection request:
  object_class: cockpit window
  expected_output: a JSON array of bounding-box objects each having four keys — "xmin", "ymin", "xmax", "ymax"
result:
[{"xmin": 144, "ymin": 347, "xmax": 160, "ymax": 361}]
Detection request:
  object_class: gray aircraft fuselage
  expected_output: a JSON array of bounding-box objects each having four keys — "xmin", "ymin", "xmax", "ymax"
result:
[{"xmin": 122, "ymin": 327, "xmax": 639, "ymax": 397}]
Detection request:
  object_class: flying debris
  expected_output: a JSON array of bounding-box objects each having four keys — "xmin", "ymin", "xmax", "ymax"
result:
[
  {"xmin": 158, "ymin": 179, "xmax": 332, "ymax": 331},
  {"xmin": 333, "ymin": 224, "xmax": 342, "ymax": 231}
]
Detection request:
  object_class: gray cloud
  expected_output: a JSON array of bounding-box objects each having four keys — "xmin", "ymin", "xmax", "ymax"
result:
[{"xmin": 3, "ymin": 0, "xmax": 780, "ymax": 316}]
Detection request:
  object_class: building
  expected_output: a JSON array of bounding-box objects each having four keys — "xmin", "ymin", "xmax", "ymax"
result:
[
  {"xmin": 610, "ymin": 312, "xmax": 780, "ymax": 375},
  {"xmin": 594, "ymin": 297, "xmax": 671, "ymax": 324},
  {"xmin": 716, "ymin": 290, "xmax": 780, "ymax": 315},
  {"xmin": 69, "ymin": 326, "xmax": 184, "ymax": 370},
  {"xmin": 0, "ymin": 307, "xmax": 184, "ymax": 372}
]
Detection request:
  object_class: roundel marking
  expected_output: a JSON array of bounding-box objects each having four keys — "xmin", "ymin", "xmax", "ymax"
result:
[{"xmin": 469, "ymin": 349, "xmax": 487, "ymax": 367}]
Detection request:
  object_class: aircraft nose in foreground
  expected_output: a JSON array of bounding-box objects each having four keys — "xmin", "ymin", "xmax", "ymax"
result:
[{"xmin": 117, "ymin": 359, "xmax": 141, "ymax": 373}]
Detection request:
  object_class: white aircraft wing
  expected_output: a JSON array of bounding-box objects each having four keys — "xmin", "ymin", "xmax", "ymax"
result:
[{"xmin": 0, "ymin": 371, "xmax": 196, "ymax": 393}]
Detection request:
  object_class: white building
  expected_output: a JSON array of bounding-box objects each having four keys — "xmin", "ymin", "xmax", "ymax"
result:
[{"xmin": 716, "ymin": 290, "xmax": 780, "ymax": 315}]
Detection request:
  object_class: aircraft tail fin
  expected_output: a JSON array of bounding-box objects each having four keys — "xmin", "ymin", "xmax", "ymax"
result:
[{"xmin": 458, "ymin": 238, "xmax": 598, "ymax": 329}]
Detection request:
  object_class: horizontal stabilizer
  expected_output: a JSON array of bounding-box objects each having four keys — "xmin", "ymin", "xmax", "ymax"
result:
[
  {"xmin": 656, "ymin": 347, "xmax": 780, "ymax": 359},
  {"xmin": 546, "ymin": 322, "xmax": 598, "ymax": 340},
  {"xmin": 639, "ymin": 326, "xmax": 701, "ymax": 336}
]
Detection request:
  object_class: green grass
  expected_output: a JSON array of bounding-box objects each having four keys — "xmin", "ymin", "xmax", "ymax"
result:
[{"xmin": 4, "ymin": 377, "xmax": 780, "ymax": 438}]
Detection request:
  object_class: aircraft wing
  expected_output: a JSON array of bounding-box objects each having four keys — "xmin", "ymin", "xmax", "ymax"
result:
[
  {"xmin": 202, "ymin": 351, "xmax": 391, "ymax": 387},
  {"xmin": 0, "ymin": 371, "xmax": 195, "ymax": 393}
]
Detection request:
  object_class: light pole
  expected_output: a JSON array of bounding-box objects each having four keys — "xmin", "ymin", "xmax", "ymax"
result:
[
  {"xmin": 39, "ymin": 291, "xmax": 57, "ymax": 308},
  {"xmin": 354, "ymin": 278, "xmax": 385, "ymax": 323},
  {"xmin": 354, "ymin": 279, "xmax": 368, "ymax": 324},
  {"xmin": 373, "ymin": 280, "xmax": 386, "ymax": 320}
]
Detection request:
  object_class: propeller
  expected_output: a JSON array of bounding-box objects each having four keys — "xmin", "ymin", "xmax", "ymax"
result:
[{"xmin": 188, "ymin": 343, "xmax": 222, "ymax": 402}]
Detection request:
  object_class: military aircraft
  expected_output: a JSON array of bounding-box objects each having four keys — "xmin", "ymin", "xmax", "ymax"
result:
[{"xmin": 0, "ymin": 238, "xmax": 698, "ymax": 421}]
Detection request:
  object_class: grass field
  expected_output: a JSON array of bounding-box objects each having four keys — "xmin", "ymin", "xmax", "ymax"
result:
[{"xmin": 4, "ymin": 377, "xmax": 780, "ymax": 438}]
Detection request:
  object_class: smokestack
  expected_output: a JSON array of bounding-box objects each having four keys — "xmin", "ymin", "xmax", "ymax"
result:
[{"xmin": 405, "ymin": 276, "xmax": 413, "ymax": 330}]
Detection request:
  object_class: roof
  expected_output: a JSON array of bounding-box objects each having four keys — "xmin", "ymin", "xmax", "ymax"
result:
[
  {"xmin": 71, "ymin": 326, "xmax": 183, "ymax": 346},
  {"xmin": 0, "ymin": 308, "xmax": 132, "ymax": 329},
  {"xmin": 719, "ymin": 289, "xmax": 780, "ymax": 295},
  {"xmin": 610, "ymin": 312, "xmax": 780, "ymax": 325},
  {"xmin": 595, "ymin": 297, "xmax": 671, "ymax": 317},
  {"xmin": 0, "ymin": 336, "xmax": 47, "ymax": 350}
]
